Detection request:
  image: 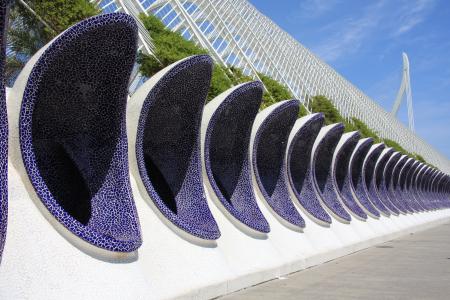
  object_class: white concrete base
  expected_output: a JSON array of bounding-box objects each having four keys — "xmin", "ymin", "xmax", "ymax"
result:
[{"xmin": 1, "ymin": 155, "xmax": 449, "ymax": 299}]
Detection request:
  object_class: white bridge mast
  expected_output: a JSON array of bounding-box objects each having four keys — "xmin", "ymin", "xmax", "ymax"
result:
[{"xmin": 392, "ymin": 52, "xmax": 415, "ymax": 132}]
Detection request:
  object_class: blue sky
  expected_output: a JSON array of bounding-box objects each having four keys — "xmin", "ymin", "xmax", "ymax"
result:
[{"xmin": 248, "ymin": 0, "xmax": 450, "ymax": 159}]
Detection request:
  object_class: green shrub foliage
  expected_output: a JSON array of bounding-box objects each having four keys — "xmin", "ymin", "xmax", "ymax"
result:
[
  {"xmin": 139, "ymin": 14, "xmax": 232, "ymax": 100},
  {"xmin": 257, "ymin": 73, "xmax": 293, "ymax": 109},
  {"xmin": 139, "ymin": 14, "xmax": 296, "ymax": 103},
  {"xmin": 310, "ymin": 95, "xmax": 344, "ymax": 125},
  {"xmin": 351, "ymin": 117, "xmax": 381, "ymax": 143}
]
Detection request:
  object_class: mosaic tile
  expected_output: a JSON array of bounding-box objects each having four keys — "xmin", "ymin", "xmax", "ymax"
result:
[
  {"xmin": 363, "ymin": 143, "xmax": 390, "ymax": 216},
  {"xmin": 287, "ymin": 113, "xmax": 332, "ymax": 225},
  {"xmin": 135, "ymin": 55, "xmax": 220, "ymax": 240},
  {"xmin": 312, "ymin": 123, "xmax": 351, "ymax": 222},
  {"xmin": 204, "ymin": 82, "xmax": 270, "ymax": 232},
  {"xmin": 20, "ymin": 13, "xmax": 142, "ymax": 252},
  {"xmin": 0, "ymin": 0, "xmax": 11, "ymax": 261},
  {"xmin": 252, "ymin": 100, "xmax": 304, "ymax": 229},
  {"xmin": 349, "ymin": 138, "xmax": 380, "ymax": 218},
  {"xmin": 383, "ymin": 152, "xmax": 408, "ymax": 213},
  {"xmin": 332, "ymin": 131, "xmax": 368, "ymax": 220}
]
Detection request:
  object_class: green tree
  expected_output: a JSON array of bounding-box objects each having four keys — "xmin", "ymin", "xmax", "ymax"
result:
[
  {"xmin": 413, "ymin": 153, "xmax": 426, "ymax": 164},
  {"xmin": 383, "ymin": 138, "xmax": 409, "ymax": 155},
  {"xmin": 6, "ymin": 0, "xmax": 99, "ymax": 83},
  {"xmin": 351, "ymin": 117, "xmax": 381, "ymax": 143},
  {"xmin": 258, "ymin": 72, "xmax": 293, "ymax": 109},
  {"xmin": 208, "ymin": 65, "xmax": 234, "ymax": 101},
  {"xmin": 310, "ymin": 95, "xmax": 345, "ymax": 125},
  {"xmin": 138, "ymin": 14, "xmax": 234, "ymax": 100},
  {"xmin": 139, "ymin": 14, "xmax": 298, "ymax": 103},
  {"xmin": 298, "ymin": 103, "xmax": 309, "ymax": 118},
  {"xmin": 229, "ymin": 66, "xmax": 253, "ymax": 84}
]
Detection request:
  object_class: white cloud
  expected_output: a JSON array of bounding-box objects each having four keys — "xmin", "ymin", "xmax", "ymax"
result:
[
  {"xmin": 392, "ymin": 0, "xmax": 435, "ymax": 36},
  {"xmin": 312, "ymin": 1, "xmax": 386, "ymax": 62},
  {"xmin": 309, "ymin": 0, "xmax": 435, "ymax": 62}
]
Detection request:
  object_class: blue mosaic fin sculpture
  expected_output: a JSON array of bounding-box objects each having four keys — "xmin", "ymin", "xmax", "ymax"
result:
[
  {"xmin": 286, "ymin": 113, "xmax": 332, "ymax": 226},
  {"xmin": 424, "ymin": 168, "xmax": 438, "ymax": 209},
  {"xmin": 129, "ymin": 55, "xmax": 220, "ymax": 240},
  {"xmin": 437, "ymin": 174, "xmax": 450, "ymax": 208},
  {"xmin": 382, "ymin": 152, "xmax": 407, "ymax": 214},
  {"xmin": 440, "ymin": 175, "xmax": 449, "ymax": 208},
  {"xmin": 17, "ymin": 14, "xmax": 142, "ymax": 252},
  {"xmin": 424, "ymin": 168, "xmax": 437, "ymax": 210},
  {"xmin": 443, "ymin": 176, "xmax": 450, "ymax": 207},
  {"xmin": 362, "ymin": 143, "xmax": 390, "ymax": 216},
  {"xmin": 404, "ymin": 160, "xmax": 425, "ymax": 212},
  {"xmin": 426, "ymin": 169, "xmax": 438, "ymax": 209},
  {"xmin": 427, "ymin": 169, "xmax": 440, "ymax": 209},
  {"xmin": 412, "ymin": 164, "xmax": 430, "ymax": 211},
  {"xmin": 435, "ymin": 173, "xmax": 448, "ymax": 208},
  {"xmin": 421, "ymin": 167, "xmax": 434, "ymax": 209},
  {"xmin": 332, "ymin": 131, "xmax": 367, "ymax": 220},
  {"xmin": 0, "ymin": 0, "xmax": 11, "ymax": 262},
  {"xmin": 434, "ymin": 172, "xmax": 445, "ymax": 208},
  {"xmin": 388, "ymin": 155, "xmax": 411, "ymax": 213},
  {"xmin": 431, "ymin": 170, "xmax": 442, "ymax": 209},
  {"xmin": 443, "ymin": 177, "xmax": 449, "ymax": 207},
  {"xmin": 348, "ymin": 138, "xmax": 380, "ymax": 218},
  {"xmin": 433, "ymin": 173, "xmax": 442, "ymax": 207},
  {"xmin": 203, "ymin": 82, "xmax": 270, "ymax": 233},
  {"xmin": 432, "ymin": 170, "xmax": 443, "ymax": 209},
  {"xmin": 396, "ymin": 158, "xmax": 416, "ymax": 212},
  {"xmin": 311, "ymin": 123, "xmax": 351, "ymax": 223},
  {"xmin": 251, "ymin": 100, "xmax": 304, "ymax": 230},
  {"xmin": 373, "ymin": 148, "xmax": 400, "ymax": 215}
]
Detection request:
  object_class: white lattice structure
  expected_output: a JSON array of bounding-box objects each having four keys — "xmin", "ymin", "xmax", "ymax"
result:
[{"xmin": 96, "ymin": 0, "xmax": 450, "ymax": 173}]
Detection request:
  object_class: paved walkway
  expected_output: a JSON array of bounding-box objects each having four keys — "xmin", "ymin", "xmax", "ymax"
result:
[{"xmin": 221, "ymin": 221, "xmax": 450, "ymax": 300}]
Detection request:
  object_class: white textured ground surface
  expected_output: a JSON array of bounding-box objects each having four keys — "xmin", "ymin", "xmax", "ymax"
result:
[{"xmin": 221, "ymin": 220, "xmax": 450, "ymax": 300}]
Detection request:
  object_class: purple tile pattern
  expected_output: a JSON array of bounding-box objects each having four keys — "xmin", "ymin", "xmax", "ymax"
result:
[
  {"xmin": 135, "ymin": 55, "xmax": 220, "ymax": 240},
  {"xmin": 312, "ymin": 124, "xmax": 351, "ymax": 222},
  {"xmin": 252, "ymin": 100, "xmax": 305, "ymax": 229},
  {"xmin": 373, "ymin": 149, "xmax": 400, "ymax": 215},
  {"xmin": 349, "ymin": 139, "xmax": 380, "ymax": 218},
  {"xmin": 287, "ymin": 114, "xmax": 332, "ymax": 224},
  {"xmin": 0, "ymin": 0, "xmax": 11, "ymax": 261},
  {"xmin": 333, "ymin": 132, "xmax": 368, "ymax": 219},
  {"xmin": 205, "ymin": 82, "xmax": 270, "ymax": 232},
  {"xmin": 20, "ymin": 14, "xmax": 142, "ymax": 252},
  {"xmin": 363, "ymin": 144, "xmax": 390, "ymax": 216}
]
